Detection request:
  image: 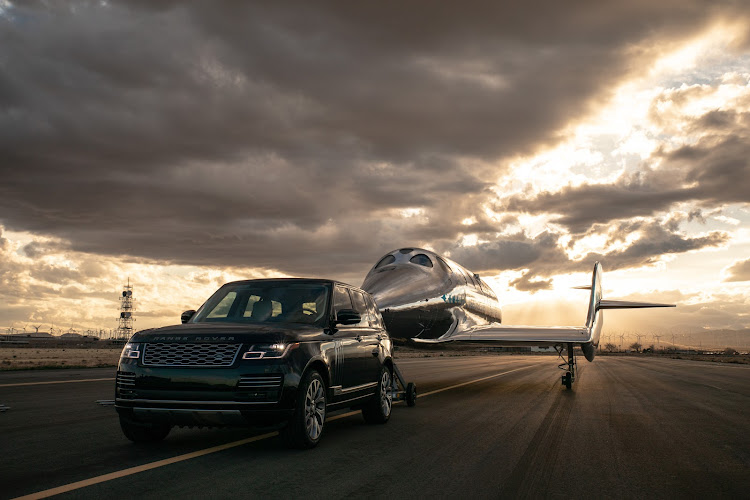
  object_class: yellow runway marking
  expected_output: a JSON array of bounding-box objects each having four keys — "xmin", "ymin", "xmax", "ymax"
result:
[
  {"xmin": 13, "ymin": 363, "xmax": 535, "ymax": 499},
  {"xmin": 13, "ymin": 432, "xmax": 279, "ymax": 500},
  {"xmin": 0, "ymin": 378, "xmax": 114, "ymax": 388}
]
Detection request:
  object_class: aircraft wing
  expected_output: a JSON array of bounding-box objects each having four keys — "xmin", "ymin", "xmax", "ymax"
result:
[
  {"xmin": 412, "ymin": 262, "xmax": 675, "ymax": 357},
  {"xmin": 412, "ymin": 324, "xmax": 592, "ymax": 346}
]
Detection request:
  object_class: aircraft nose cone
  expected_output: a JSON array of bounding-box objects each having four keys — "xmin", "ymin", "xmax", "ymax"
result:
[{"xmin": 362, "ymin": 265, "xmax": 441, "ymax": 309}]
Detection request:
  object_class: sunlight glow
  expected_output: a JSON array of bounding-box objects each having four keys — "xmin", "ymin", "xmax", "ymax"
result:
[
  {"xmin": 400, "ymin": 208, "xmax": 424, "ymax": 218},
  {"xmin": 460, "ymin": 234, "xmax": 478, "ymax": 246}
]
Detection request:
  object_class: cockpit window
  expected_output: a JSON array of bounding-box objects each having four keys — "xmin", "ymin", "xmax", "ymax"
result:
[
  {"xmin": 375, "ymin": 254, "xmax": 396, "ymax": 269},
  {"xmin": 409, "ymin": 254, "xmax": 433, "ymax": 268}
]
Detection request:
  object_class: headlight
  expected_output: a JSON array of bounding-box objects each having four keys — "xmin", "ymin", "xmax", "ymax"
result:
[
  {"xmin": 120, "ymin": 342, "xmax": 141, "ymax": 359},
  {"xmin": 243, "ymin": 343, "xmax": 299, "ymax": 359}
]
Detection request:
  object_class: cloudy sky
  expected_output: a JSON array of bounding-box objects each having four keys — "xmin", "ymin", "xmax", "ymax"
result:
[{"xmin": 2, "ymin": 1, "xmax": 750, "ymax": 344}]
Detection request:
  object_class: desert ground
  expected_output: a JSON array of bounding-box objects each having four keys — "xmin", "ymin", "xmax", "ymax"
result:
[{"xmin": 0, "ymin": 343, "xmax": 123, "ymax": 370}]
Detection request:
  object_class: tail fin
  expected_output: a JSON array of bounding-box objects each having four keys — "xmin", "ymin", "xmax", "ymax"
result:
[
  {"xmin": 581, "ymin": 262, "xmax": 604, "ymax": 361},
  {"xmin": 580, "ymin": 262, "xmax": 675, "ymax": 362}
]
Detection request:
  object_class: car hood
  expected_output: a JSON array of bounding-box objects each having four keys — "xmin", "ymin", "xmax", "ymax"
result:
[{"xmin": 130, "ymin": 323, "xmax": 324, "ymax": 344}]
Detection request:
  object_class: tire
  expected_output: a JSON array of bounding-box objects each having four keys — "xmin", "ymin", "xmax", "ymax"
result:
[
  {"xmin": 562, "ymin": 372, "xmax": 572, "ymax": 390},
  {"xmin": 282, "ymin": 370, "xmax": 326, "ymax": 449},
  {"xmin": 119, "ymin": 416, "xmax": 171, "ymax": 443},
  {"xmin": 362, "ymin": 366, "xmax": 393, "ymax": 424},
  {"xmin": 406, "ymin": 382, "xmax": 417, "ymax": 407}
]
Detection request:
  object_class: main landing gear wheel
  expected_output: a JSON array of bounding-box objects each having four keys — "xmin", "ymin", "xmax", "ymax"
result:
[
  {"xmin": 557, "ymin": 342, "xmax": 577, "ymax": 390},
  {"xmin": 406, "ymin": 382, "xmax": 417, "ymax": 407},
  {"xmin": 562, "ymin": 372, "xmax": 572, "ymax": 390},
  {"xmin": 119, "ymin": 416, "xmax": 171, "ymax": 443},
  {"xmin": 282, "ymin": 370, "xmax": 326, "ymax": 449},
  {"xmin": 362, "ymin": 366, "xmax": 393, "ymax": 424}
]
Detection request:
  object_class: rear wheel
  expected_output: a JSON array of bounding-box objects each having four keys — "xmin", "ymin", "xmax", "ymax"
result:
[
  {"xmin": 119, "ymin": 416, "xmax": 171, "ymax": 443},
  {"xmin": 282, "ymin": 370, "xmax": 326, "ymax": 448},
  {"xmin": 362, "ymin": 366, "xmax": 392, "ymax": 424},
  {"xmin": 562, "ymin": 372, "xmax": 572, "ymax": 390}
]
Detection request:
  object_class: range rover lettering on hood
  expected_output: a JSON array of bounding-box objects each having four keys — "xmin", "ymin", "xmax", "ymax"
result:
[{"xmin": 151, "ymin": 336, "xmax": 237, "ymax": 341}]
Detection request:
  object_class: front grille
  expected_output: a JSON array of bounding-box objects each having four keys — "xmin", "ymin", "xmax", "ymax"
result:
[
  {"xmin": 143, "ymin": 343, "xmax": 242, "ymax": 367},
  {"xmin": 237, "ymin": 374, "xmax": 283, "ymax": 402}
]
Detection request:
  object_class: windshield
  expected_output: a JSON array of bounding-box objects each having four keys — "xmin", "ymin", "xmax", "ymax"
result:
[{"xmin": 192, "ymin": 282, "xmax": 330, "ymax": 326}]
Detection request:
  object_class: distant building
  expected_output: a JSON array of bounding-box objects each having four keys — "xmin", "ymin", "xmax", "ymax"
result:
[
  {"xmin": 531, "ymin": 346, "xmax": 555, "ymax": 352},
  {"xmin": 29, "ymin": 331, "xmax": 53, "ymax": 338}
]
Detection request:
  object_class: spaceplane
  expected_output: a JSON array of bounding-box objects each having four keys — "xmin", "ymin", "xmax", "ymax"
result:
[{"xmin": 362, "ymin": 248, "xmax": 674, "ymax": 388}]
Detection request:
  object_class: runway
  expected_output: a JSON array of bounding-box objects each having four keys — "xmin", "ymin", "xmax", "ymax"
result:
[{"xmin": 1, "ymin": 355, "xmax": 749, "ymax": 499}]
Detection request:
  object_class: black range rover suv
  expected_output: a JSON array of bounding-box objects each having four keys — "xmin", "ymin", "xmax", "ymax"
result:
[{"xmin": 116, "ymin": 278, "xmax": 394, "ymax": 448}]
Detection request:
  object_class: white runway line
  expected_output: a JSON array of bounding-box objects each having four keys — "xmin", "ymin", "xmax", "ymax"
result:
[
  {"xmin": 0, "ymin": 378, "xmax": 114, "ymax": 388},
  {"xmin": 12, "ymin": 363, "xmax": 536, "ymax": 500},
  {"xmin": 420, "ymin": 365, "xmax": 535, "ymax": 397}
]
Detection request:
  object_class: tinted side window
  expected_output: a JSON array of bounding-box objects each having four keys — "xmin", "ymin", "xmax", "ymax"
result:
[
  {"xmin": 350, "ymin": 290, "xmax": 370, "ymax": 326},
  {"xmin": 365, "ymin": 294, "xmax": 384, "ymax": 329},
  {"xmin": 333, "ymin": 285, "xmax": 353, "ymax": 317},
  {"xmin": 351, "ymin": 290, "xmax": 367, "ymax": 314}
]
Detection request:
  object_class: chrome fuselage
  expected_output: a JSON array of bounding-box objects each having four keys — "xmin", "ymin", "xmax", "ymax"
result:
[{"xmin": 362, "ymin": 248, "xmax": 502, "ymax": 341}]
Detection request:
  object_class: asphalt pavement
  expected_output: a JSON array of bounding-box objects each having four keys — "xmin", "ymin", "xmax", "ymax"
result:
[{"xmin": 1, "ymin": 355, "xmax": 748, "ymax": 499}]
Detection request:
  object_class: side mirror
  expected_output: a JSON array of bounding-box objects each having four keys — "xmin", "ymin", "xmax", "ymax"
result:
[
  {"xmin": 181, "ymin": 310, "xmax": 196, "ymax": 324},
  {"xmin": 335, "ymin": 309, "xmax": 361, "ymax": 326}
]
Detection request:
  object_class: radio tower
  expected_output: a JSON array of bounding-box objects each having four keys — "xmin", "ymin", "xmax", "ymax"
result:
[{"xmin": 116, "ymin": 278, "xmax": 135, "ymax": 340}]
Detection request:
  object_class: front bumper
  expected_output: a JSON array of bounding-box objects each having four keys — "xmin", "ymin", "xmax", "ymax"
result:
[{"xmin": 115, "ymin": 357, "xmax": 301, "ymax": 427}]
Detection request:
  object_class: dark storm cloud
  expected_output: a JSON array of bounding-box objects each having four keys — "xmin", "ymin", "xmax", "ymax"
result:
[
  {"xmin": 445, "ymin": 219, "xmax": 728, "ymax": 282},
  {"xmin": 724, "ymin": 258, "xmax": 750, "ymax": 282},
  {"xmin": 504, "ymin": 92, "xmax": 750, "ymax": 233},
  {"xmin": 447, "ymin": 231, "xmax": 565, "ymax": 272},
  {"xmin": 1, "ymin": 1, "xmax": 748, "ymax": 277}
]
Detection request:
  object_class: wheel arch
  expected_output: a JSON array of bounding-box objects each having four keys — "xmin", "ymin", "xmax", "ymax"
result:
[
  {"xmin": 303, "ymin": 358, "xmax": 330, "ymax": 389},
  {"xmin": 383, "ymin": 356, "xmax": 394, "ymax": 373}
]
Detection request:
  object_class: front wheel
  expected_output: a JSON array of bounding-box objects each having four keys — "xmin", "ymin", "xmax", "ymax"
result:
[
  {"xmin": 119, "ymin": 416, "xmax": 171, "ymax": 443},
  {"xmin": 282, "ymin": 370, "xmax": 326, "ymax": 448},
  {"xmin": 362, "ymin": 366, "xmax": 392, "ymax": 424},
  {"xmin": 405, "ymin": 382, "xmax": 417, "ymax": 407}
]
